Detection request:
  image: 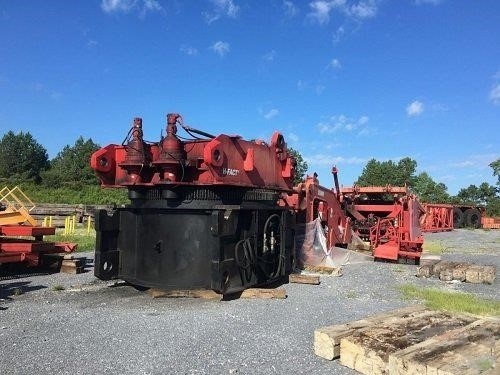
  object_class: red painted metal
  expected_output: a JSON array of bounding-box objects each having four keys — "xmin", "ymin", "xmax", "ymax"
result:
[
  {"xmin": 91, "ymin": 114, "xmax": 353, "ymax": 278},
  {"xmin": 421, "ymin": 203, "xmax": 454, "ymax": 232},
  {"xmin": 0, "ymin": 225, "xmax": 56, "ymax": 237},
  {"xmin": 0, "ymin": 225, "xmax": 75, "ymax": 267},
  {"xmin": 282, "ymin": 172, "xmax": 351, "ymax": 249},
  {"xmin": 341, "ymin": 186, "xmax": 424, "ymax": 262},
  {"xmin": 91, "ymin": 115, "xmax": 294, "ymax": 191}
]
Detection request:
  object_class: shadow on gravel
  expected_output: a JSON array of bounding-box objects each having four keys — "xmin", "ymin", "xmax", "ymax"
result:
[{"xmin": 0, "ymin": 280, "xmax": 47, "ymax": 299}]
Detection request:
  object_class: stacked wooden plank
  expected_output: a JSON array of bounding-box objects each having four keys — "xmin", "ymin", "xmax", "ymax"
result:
[
  {"xmin": 30, "ymin": 203, "xmax": 113, "ymax": 227},
  {"xmin": 417, "ymin": 260, "xmax": 496, "ymax": 284},
  {"xmin": 314, "ymin": 306, "xmax": 500, "ymax": 374}
]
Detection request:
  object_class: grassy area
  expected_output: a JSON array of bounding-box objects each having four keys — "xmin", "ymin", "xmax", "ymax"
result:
[
  {"xmin": 46, "ymin": 228, "xmax": 96, "ymax": 252},
  {"xmin": 422, "ymin": 240, "xmax": 446, "ymax": 254},
  {"xmin": 399, "ymin": 284, "xmax": 500, "ymax": 316},
  {"xmin": 18, "ymin": 183, "xmax": 128, "ymax": 205}
]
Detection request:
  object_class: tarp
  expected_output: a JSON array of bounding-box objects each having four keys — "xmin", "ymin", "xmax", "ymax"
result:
[{"xmin": 295, "ymin": 218, "xmax": 373, "ymax": 268}]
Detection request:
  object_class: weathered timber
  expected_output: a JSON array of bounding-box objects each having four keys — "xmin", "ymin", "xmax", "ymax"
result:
[
  {"xmin": 339, "ymin": 310, "xmax": 477, "ymax": 375},
  {"xmin": 239, "ymin": 287, "xmax": 287, "ymax": 299},
  {"xmin": 389, "ymin": 318, "xmax": 500, "ymax": 375},
  {"xmin": 415, "ymin": 259, "xmax": 440, "ymax": 278},
  {"xmin": 288, "ymin": 273, "xmax": 320, "ymax": 285},
  {"xmin": 314, "ymin": 305, "xmax": 427, "ymax": 360},
  {"xmin": 301, "ymin": 265, "xmax": 343, "ymax": 276},
  {"xmin": 60, "ymin": 265, "xmax": 83, "ymax": 274},
  {"xmin": 59, "ymin": 258, "xmax": 84, "ymax": 274},
  {"xmin": 416, "ymin": 260, "xmax": 496, "ymax": 285},
  {"xmin": 147, "ymin": 288, "xmax": 222, "ymax": 300}
]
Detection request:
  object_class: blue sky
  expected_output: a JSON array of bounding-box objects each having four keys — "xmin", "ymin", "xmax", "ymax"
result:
[{"xmin": 1, "ymin": 0, "xmax": 499, "ymax": 194}]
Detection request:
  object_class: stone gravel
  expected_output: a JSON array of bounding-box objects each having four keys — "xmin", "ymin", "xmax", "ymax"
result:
[{"xmin": 1, "ymin": 229, "xmax": 498, "ymax": 375}]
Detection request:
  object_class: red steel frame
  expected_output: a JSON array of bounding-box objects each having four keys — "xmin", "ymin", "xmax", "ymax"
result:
[
  {"xmin": 341, "ymin": 186, "xmax": 424, "ymax": 262},
  {"xmin": 421, "ymin": 203, "xmax": 454, "ymax": 232},
  {"xmin": 0, "ymin": 225, "xmax": 76, "ymax": 266}
]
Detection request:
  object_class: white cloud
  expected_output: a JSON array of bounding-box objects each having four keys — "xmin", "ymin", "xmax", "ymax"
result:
[
  {"xmin": 101, "ymin": 0, "xmax": 136, "ymax": 13},
  {"xmin": 327, "ymin": 58, "xmax": 342, "ymax": 69},
  {"xmin": 210, "ymin": 41, "xmax": 230, "ymax": 57},
  {"xmin": 180, "ymin": 45, "xmax": 199, "ymax": 56},
  {"xmin": 358, "ymin": 115, "xmax": 369, "ymax": 125},
  {"xmin": 451, "ymin": 161, "xmax": 474, "ymax": 168},
  {"xmin": 415, "ymin": 0, "xmax": 444, "ymax": 5},
  {"xmin": 140, "ymin": 0, "xmax": 162, "ymax": 17},
  {"xmin": 305, "ymin": 153, "xmax": 367, "ymax": 166},
  {"xmin": 297, "ymin": 80, "xmax": 307, "ymax": 91},
  {"xmin": 350, "ymin": 0, "xmax": 378, "ymax": 19},
  {"xmin": 203, "ymin": 0, "xmax": 239, "ymax": 24},
  {"xmin": 489, "ymin": 83, "xmax": 500, "ymax": 105},
  {"xmin": 263, "ymin": 108, "xmax": 280, "ymax": 120},
  {"xmin": 262, "ymin": 50, "xmax": 276, "ymax": 62},
  {"xmin": 288, "ymin": 132, "xmax": 299, "ymax": 142},
  {"xmin": 308, "ymin": 0, "xmax": 337, "ymax": 25},
  {"xmin": 406, "ymin": 100, "xmax": 424, "ymax": 117},
  {"xmin": 31, "ymin": 82, "xmax": 63, "ymax": 101},
  {"xmin": 450, "ymin": 153, "xmax": 500, "ymax": 169},
  {"xmin": 315, "ymin": 84, "xmax": 325, "ymax": 95},
  {"xmin": 308, "ymin": 0, "xmax": 379, "ymax": 25},
  {"xmin": 317, "ymin": 114, "xmax": 369, "ymax": 133},
  {"xmin": 87, "ymin": 40, "xmax": 98, "ymax": 48},
  {"xmin": 283, "ymin": 1, "xmax": 299, "ymax": 17},
  {"xmin": 332, "ymin": 26, "xmax": 345, "ymax": 43},
  {"xmin": 101, "ymin": 0, "xmax": 163, "ymax": 16}
]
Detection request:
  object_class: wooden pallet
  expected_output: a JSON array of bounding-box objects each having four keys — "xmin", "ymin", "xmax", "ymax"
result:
[
  {"xmin": 314, "ymin": 306, "xmax": 500, "ymax": 375},
  {"xmin": 417, "ymin": 260, "xmax": 496, "ymax": 284},
  {"xmin": 147, "ymin": 287, "xmax": 287, "ymax": 300}
]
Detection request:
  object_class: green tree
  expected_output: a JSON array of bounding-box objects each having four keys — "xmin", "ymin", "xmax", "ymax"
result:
[
  {"xmin": 356, "ymin": 157, "xmax": 417, "ymax": 187},
  {"xmin": 0, "ymin": 131, "xmax": 49, "ymax": 183},
  {"xmin": 412, "ymin": 172, "xmax": 451, "ymax": 203},
  {"xmin": 490, "ymin": 158, "xmax": 500, "ymax": 186},
  {"xmin": 42, "ymin": 137, "xmax": 100, "ymax": 188},
  {"xmin": 454, "ymin": 182, "xmax": 498, "ymax": 215},
  {"xmin": 288, "ymin": 147, "xmax": 308, "ymax": 185}
]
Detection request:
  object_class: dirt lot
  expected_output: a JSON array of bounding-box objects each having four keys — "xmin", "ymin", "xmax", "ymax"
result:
[{"xmin": 1, "ymin": 229, "xmax": 498, "ymax": 375}]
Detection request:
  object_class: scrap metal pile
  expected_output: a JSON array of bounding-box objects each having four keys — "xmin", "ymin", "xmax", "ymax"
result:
[{"xmin": 90, "ymin": 113, "xmax": 426, "ymax": 294}]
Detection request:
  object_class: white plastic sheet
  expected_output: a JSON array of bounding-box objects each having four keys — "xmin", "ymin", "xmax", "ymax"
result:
[{"xmin": 295, "ymin": 218, "xmax": 373, "ymax": 267}]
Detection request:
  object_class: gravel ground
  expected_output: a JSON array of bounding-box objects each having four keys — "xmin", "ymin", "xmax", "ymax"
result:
[{"xmin": 0, "ymin": 229, "xmax": 498, "ymax": 375}]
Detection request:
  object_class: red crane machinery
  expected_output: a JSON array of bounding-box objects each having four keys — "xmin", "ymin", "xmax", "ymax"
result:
[
  {"xmin": 91, "ymin": 114, "xmax": 297, "ymax": 294},
  {"xmin": 90, "ymin": 114, "xmax": 356, "ymax": 292},
  {"xmin": 341, "ymin": 185, "xmax": 425, "ymax": 263}
]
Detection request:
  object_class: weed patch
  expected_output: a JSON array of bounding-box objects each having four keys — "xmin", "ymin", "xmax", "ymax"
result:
[
  {"xmin": 46, "ymin": 228, "xmax": 96, "ymax": 252},
  {"xmin": 423, "ymin": 240, "xmax": 447, "ymax": 254},
  {"xmin": 399, "ymin": 284, "xmax": 500, "ymax": 316}
]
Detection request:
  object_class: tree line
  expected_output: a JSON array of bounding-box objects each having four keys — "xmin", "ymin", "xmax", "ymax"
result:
[{"xmin": 0, "ymin": 131, "xmax": 498, "ymax": 215}]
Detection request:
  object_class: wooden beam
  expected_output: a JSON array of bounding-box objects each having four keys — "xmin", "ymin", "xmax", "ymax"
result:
[
  {"xmin": 389, "ymin": 319, "xmax": 500, "ymax": 375},
  {"xmin": 239, "ymin": 287, "xmax": 287, "ymax": 299},
  {"xmin": 339, "ymin": 310, "xmax": 476, "ymax": 375},
  {"xmin": 288, "ymin": 273, "xmax": 320, "ymax": 285},
  {"xmin": 314, "ymin": 305, "xmax": 426, "ymax": 360},
  {"xmin": 147, "ymin": 288, "xmax": 222, "ymax": 300}
]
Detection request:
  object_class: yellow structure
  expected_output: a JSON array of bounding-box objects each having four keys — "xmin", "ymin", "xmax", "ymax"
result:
[{"xmin": 0, "ymin": 186, "xmax": 38, "ymax": 226}]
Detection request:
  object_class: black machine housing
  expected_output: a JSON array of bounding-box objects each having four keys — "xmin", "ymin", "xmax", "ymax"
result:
[{"xmin": 95, "ymin": 186, "xmax": 295, "ymax": 294}]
